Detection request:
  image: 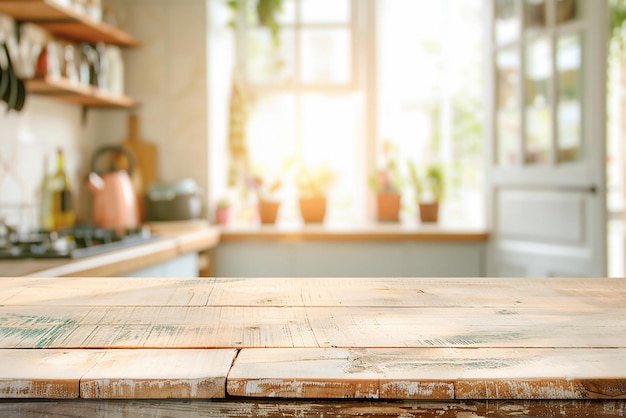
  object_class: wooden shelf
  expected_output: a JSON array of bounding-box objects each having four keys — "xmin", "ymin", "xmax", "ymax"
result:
[
  {"xmin": 26, "ymin": 76, "xmax": 138, "ymax": 108},
  {"xmin": 0, "ymin": 0, "xmax": 139, "ymax": 47}
]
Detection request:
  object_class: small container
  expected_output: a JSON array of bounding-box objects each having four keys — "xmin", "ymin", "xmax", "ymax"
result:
[{"xmin": 145, "ymin": 179, "xmax": 203, "ymax": 221}]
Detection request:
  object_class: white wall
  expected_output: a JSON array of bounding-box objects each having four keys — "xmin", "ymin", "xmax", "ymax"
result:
[
  {"xmin": 0, "ymin": 89, "xmax": 97, "ymax": 229},
  {"xmin": 97, "ymin": 0, "xmax": 211, "ymax": 214}
]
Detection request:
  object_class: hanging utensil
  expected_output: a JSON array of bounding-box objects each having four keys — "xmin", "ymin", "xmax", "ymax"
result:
[
  {"xmin": 0, "ymin": 40, "xmax": 9, "ymax": 103},
  {"xmin": 4, "ymin": 41, "xmax": 25, "ymax": 112},
  {"xmin": 1, "ymin": 43, "xmax": 17, "ymax": 112}
]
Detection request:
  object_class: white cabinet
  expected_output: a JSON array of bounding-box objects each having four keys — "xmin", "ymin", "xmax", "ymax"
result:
[
  {"xmin": 214, "ymin": 241, "xmax": 485, "ymax": 277},
  {"xmin": 122, "ymin": 252, "xmax": 199, "ymax": 278}
]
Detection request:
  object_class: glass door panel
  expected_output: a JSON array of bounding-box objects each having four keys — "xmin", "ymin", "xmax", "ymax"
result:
[
  {"xmin": 556, "ymin": 33, "xmax": 582, "ymax": 162},
  {"xmin": 495, "ymin": 0, "xmax": 519, "ymax": 45},
  {"xmin": 496, "ymin": 48, "xmax": 521, "ymax": 165},
  {"xmin": 524, "ymin": 38, "xmax": 552, "ymax": 164}
]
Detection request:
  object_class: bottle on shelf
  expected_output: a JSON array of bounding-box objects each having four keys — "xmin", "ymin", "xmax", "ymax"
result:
[
  {"xmin": 50, "ymin": 148, "xmax": 75, "ymax": 230},
  {"xmin": 39, "ymin": 154, "xmax": 53, "ymax": 231}
]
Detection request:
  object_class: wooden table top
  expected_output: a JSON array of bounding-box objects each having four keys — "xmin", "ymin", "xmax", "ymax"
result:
[{"xmin": 0, "ymin": 276, "xmax": 625, "ymax": 412}]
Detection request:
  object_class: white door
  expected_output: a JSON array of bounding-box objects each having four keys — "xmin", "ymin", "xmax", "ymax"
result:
[{"xmin": 486, "ymin": 0, "xmax": 608, "ymax": 277}]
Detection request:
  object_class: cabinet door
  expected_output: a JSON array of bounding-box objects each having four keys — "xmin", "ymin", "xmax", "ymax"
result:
[
  {"xmin": 487, "ymin": 0, "xmax": 608, "ymax": 277},
  {"xmin": 123, "ymin": 253, "xmax": 199, "ymax": 277}
]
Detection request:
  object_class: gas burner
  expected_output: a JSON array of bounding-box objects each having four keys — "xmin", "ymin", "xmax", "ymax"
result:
[{"xmin": 0, "ymin": 225, "xmax": 156, "ymax": 259}]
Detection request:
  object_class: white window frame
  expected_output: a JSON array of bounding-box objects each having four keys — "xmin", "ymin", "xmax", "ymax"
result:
[{"xmin": 233, "ymin": 0, "xmax": 376, "ymax": 223}]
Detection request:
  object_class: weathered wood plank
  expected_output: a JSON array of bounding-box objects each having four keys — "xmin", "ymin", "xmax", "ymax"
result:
[
  {"xmin": 80, "ymin": 349, "xmax": 237, "ymax": 399},
  {"xmin": 229, "ymin": 348, "xmax": 391, "ymax": 399},
  {"xmin": 227, "ymin": 347, "xmax": 626, "ymax": 400},
  {"xmin": 0, "ymin": 349, "xmax": 105, "ymax": 399},
  {"xmin": 1, "ymin": 304, "xmax": 625, "ymax": 349},
  {"xmin": 1, "ymin": 276, "xmax": 626, "ymax": 408},
  {"xmin": 3, "ymin": 277, "xmax": 626, "ymax": 308},
  {"xmin": 0, "ymin": 399, "xmax": 625, "ymax": 417}
]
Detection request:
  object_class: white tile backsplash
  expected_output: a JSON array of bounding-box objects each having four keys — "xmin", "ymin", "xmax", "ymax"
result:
[{"xmin": 0, "ymin": 96, "xmax": 94, "ymax": 231}]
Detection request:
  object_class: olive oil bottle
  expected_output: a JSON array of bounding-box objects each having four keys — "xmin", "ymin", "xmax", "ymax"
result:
[
  {"xmin": 50, "ymin": 149, "xmax": 75, "ymax": 230},
  {"xmin": 39, "ymin": 154, "xmax": 53, "ymax": 231}
]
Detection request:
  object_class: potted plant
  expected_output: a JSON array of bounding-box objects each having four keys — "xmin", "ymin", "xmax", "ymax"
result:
[
  {"xmin": 408, "ymin": 161, "xmax": 445, "ymax": 223},
  {"xmin": 250, "ymin": 174, "xmax": 283, "ymax": 224},
  {"xmin": 369, "ymin": 140, "xmax": 403, "ymax": 222},
  {"xmin": 215, "ymin": 198, "xmax": 231, "ymax": 225},
  {"xmin": 227, "ymin": 0, "xmax": 284, "ymax": 48},
  {"xmin": 295, "ymin": 164, "xmax": 335, "ymax": 223}
]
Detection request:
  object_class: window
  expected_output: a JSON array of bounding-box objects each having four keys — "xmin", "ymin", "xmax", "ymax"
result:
[{"xmin": 209, "ymin": 0, "xmax": 485, "ymax": 226}]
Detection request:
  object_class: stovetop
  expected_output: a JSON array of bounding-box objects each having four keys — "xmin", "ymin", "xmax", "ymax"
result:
[{"xmin": 0, "ymin": 225, "xmax": 158, "ymax": 260}]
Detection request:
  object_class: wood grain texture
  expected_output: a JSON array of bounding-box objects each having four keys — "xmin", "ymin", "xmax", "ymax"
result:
[
  {"xmin": 228, "ymin": 347, "xmax": 626, "ymax": 400},
  {"xmin": 1, "ymin": 399, "xmax": 625, "ymax": 417},
  {"xmin": 0, "ymin": 276, "xmax": 626, "ymax": 408},
  {"xmin": 4, "ymin": 276, "xmax": 625, "ymax": 307},
  {"xmin": 0, "ymin": 349, "xmax": 105, "ymax": 399},
  {"xmin": 1, "ymin": 303, "xmax": 624, "ymax": 349},
  {"xmin": 227, "ymin": 348, "xmax": 453, "ymax": 399},
  {"xmin": 118, "ymin": 114, "xmax": 158, "ymax": 195},
  {"xmin": 80, "ymin": 349, "xmax": 237, "ymax": 399}
]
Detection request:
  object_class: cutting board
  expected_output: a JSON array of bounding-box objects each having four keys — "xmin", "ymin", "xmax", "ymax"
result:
[
  {"xmin": 117, "ymin": 114, "xmax": 158, "ymax": 221},
  {"xmin": 120, "ymin": 113, "xmax": 158, "ymax": 188}
]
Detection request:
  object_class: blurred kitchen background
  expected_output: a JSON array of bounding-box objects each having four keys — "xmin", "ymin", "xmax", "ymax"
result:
[{"xmin": 0, "ymin": 0, "xmax": 623, "ymax": 276}]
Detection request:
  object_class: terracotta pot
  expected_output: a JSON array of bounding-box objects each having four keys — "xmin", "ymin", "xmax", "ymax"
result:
[
  {"xmin": 419, "ymin": 201, "xmax": 439, "ymax": 223},
  {"xmin": 258, "ymin": 199, "xmax": 280, "ymax": 224},
  {"xmin": 299, "ymin": 196, "xmax": 326, "ymax": 223},
  {"xmin": 215, "ymin": 206, "xmax": 230, "ymax": 225},
  {"xmin": 376, "ymin": 192, "xmax": 401, "ymax": 222}
]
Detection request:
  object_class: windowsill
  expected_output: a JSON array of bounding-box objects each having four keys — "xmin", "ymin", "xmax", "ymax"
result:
[{"xmin": 219, "ymin": 220, "xmax": 488, "ymax": 242}]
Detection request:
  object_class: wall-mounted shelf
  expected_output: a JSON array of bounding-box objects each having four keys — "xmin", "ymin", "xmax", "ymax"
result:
[
  {"xmin": 26, "ymin": 76, "xmax": 137, "ymax": 108},
  {"xmin": 0, "ymin": 0, "xmax": 139, "ymax": 46},
  {"xmin": 0, "ymin": 0, "xmax": 139, "ymax": 114}
]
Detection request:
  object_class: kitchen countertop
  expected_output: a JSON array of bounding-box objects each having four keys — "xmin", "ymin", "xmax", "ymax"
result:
[
  {"xmin": 0, "ymin": 276, "xmax": 624, "ymax": 416},
  {"xmin": 0, "ymin": 222, "xmax": 220, "ymax": 277},
  {"xmin": 220, "ymin": 222, "xmax": 488, "ymax": 242},
  {"xmin": 0, "ymin": 222, "xmax": 485, "ymax": 278}
]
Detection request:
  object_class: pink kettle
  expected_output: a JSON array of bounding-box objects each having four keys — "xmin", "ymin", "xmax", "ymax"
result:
[{"xmin": 87, "ymin": 145, "xmax": 139, "ymax": 232}]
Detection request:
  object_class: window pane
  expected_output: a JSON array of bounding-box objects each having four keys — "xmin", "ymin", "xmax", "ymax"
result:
[
  {"xmin": 248, "ymin": 94, "xmax": 297, "ymax": 169},
  {"xmin": 276, "ymin": 0, "xmax": 296, "ymax": 24},
  {"xmin": 524, "ymin": 0, "xmax": 546, "ymax": 31},
  {"xmin": 496, "ymin": 48, "xmax": 521, "ymax": 165},
  {"xmin": 557, "ymin": 33, "xmax": 582, "ymax": 163},
  {"xmin": 247, "ymin": 28, "xmax": 295, "ymax": 84},
  {"xmin": 301, "ymin": 0, "xmax": 351, "ymax": 24},
  {"xmin": 300, "ymin": 28, "xmax": 351, "ymax": 84},
  {"xmin": 524, "ymin": 38, "xmax": 552, "ymax": 164},
  {"xmin": 377, "ymin": 0, "xmax": 445, "ymax": 162},
  {"xmin": 495, "ymin": 0, "xmax": 519, "ymax": 45},
  {"xmin": 556, "ymin": 0, "xmax": 577, "ymax": 24},
  {"xmin": 300, "ymin": 94, "xmax": 364, "ymax": 221}
]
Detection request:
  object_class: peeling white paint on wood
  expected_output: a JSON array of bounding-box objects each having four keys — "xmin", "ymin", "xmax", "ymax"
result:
[
  {"xmin": 1, "ymin": 275, "xmax": 626, "ymax": 415},
  {"xmin": 80, "ymin": 349, "xmax": 237, "ymax": 399},
  {"xmin": 380, "ymin": 380, "xmax": 455, "ymax": 399},
  {"xmin": 0, "ymin": 349, "xmax": 105, "ymax": 398}
]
